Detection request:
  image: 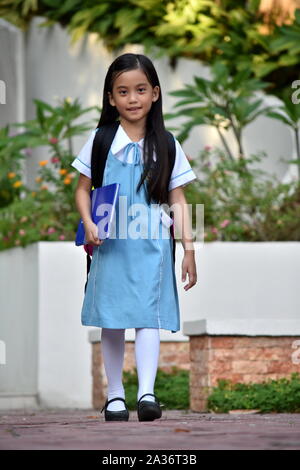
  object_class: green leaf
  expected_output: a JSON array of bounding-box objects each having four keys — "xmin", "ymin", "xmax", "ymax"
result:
[
  {"xmin": 285, "ymin": 159, "xmax": 300, "ymax": 165},
  {"xmin": 278, "ymin": 54, "xmax": 300, "ymax": 67},
  {"xmin": 253, "ymin": 61, "xmax": 279, "ymax": 78},
  {"xmin": 295, "ymin": 8, "xmax": 300, "ymax": 25},
  {"xmin": 33, "ymin": 99, "xmax": 54, "ymax": 114},
  {"xmin": 266, "ymin": 111, "xmax": 292, "ymax": 127},
  {"xmin": 173, "ymin": 98, "xmax": 202, "ymax": 108},
  {"xmin": 163, "ymin": 112, "xmax": 180, "ymax": 120},
  {"xmin": 212, "ymin": 61, "xmax": 229, "ymax": 83},
  {"xmin": 269, "ymin": 37, "xmax": 297, "ymax": 54},
  {"xmin": 114, "ymin": 7, "xmax": 143, "ymax": 39},
  {"xmin": 194, "ymin": 76, "xmax": 210, "ymax": 95},
  {"xmin": 169, "ymin": 88, "xmax": 197, "ymax": 98}
]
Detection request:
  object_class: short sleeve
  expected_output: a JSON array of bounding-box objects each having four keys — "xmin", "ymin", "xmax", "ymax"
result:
[
  {"xmin": 70, "ymin": 128, "xmax": 98, "ymax": 179},
  {"xmin": 168, "ymin": 138, "xmax": 197, "ymax": 191}
]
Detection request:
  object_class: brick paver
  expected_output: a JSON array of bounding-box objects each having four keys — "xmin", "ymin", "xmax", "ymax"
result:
[{"xmin": 0, "ymin": 409, "xmax": 300, "ymax": 450}]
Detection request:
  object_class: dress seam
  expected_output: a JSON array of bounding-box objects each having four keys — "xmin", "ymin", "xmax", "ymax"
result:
[
  {"xmin": 92, "ymin": 247, "xmax": 99, "ymax": 317},
  {"xmin": 155, "ymin": 237, "xmax": 163, "ymax": 329}
]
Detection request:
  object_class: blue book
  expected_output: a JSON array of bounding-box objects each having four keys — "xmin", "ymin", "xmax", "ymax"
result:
[{"xmin": 75, "ymin": 183, "xmax": 120, "ymax": 246}]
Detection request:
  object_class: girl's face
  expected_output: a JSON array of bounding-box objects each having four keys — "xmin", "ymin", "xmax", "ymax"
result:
[{"xmin": 108, "ymin": 68, "xmax": 159, "ymax": 125}]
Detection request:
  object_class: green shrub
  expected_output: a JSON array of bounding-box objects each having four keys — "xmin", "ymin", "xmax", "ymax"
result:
[
  {"xmin": 187, "ymin": 148, "xmax": 300, "ymax": 241},
  {"xmin": 207, "ymin": 372, "xmax": 300, "ymax": 413},
  {"xmin": 123, "ymin": 366, "xmax": 189, "ymax": 410},
  {"xmin": 0, "ymin": 97, "xmax": 99, "ymax": 251}
]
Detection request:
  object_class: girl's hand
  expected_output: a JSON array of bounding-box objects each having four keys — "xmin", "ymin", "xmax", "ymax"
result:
[
  {"xmin": 181, "ymin": 251, "xmax": 197, "ymax": 291},
  {"xmin": 84, "ymin": 220, "xmax": 104, "ymax": 246}
]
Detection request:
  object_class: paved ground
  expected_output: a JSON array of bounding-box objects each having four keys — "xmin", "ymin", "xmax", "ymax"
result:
[{"xmin": 0, "ymin": 409, "xmax": 300, "ymax": 450}]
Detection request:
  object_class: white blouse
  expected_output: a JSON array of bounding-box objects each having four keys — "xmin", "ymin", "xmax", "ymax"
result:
[{"xmin": 71, "ymin": 124, "xmax": 197, "ymax": 191}]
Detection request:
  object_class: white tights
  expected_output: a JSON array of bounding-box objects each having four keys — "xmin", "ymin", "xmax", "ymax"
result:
[{"xmin": 101, "ymin": 327, "xmax": 160, "ymax": 411}]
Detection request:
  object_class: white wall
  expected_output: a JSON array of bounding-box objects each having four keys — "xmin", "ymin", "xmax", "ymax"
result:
[
  {"xmin": 0, "ymin": 243, "xmax": 38, "ymax": 408},
  {"xmin": 0, "ymin": 242, "xmax": 94, "ymax": 409},
  {"xmin": 37, "ymin": 242, "xmax": 94, "ymax": 408},
  {"xmin": 0, "ymin": 19, "xmax": 25, "ymax": 127},
  {"xmin": 180, "ymin": 241, "xmax": 300, "ymax": 322}
]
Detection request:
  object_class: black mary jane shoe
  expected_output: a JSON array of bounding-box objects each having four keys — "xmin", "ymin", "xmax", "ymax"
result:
[
  {"xmin": 137, "ymin": 393, "xmax": 164, "ymax": 422},
  {"xmin": 101, "ymin": 397, "xmax": 129, "ymax": 421}
]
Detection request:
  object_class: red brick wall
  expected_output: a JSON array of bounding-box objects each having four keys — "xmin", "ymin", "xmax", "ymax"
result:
[
  {"xmin": 124, "ymin": 341, "xmax": 190, "ymax": 373},
  {"xmin": 92, "ymin": 335, "xmax": 300, "ymax": 411},
  {"xmin": 190, "ymin": 335, "xmax": 300, "ymax": 412}
]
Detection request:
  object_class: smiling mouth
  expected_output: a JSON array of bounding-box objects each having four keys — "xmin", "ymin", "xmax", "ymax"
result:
[{"xmin": 127, "ymin": 108, "xmax": 141, "ymax": 111}]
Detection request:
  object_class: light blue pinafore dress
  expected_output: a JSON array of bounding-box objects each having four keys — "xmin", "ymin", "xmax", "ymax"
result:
[{"xmin": 80, "ymin": 142, "xmax": 180, "ymax": 333}]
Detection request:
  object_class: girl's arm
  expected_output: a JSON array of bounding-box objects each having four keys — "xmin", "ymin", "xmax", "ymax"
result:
[
  {"xmin": 75, "ymin": 174, "xmax": 103, "ymax": 246},
  {"xmin": 168, "ymin": 186, "xmax": 197, "ymax": 290}
]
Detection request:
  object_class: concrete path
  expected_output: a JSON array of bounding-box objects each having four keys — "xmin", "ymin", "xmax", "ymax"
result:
[{"xmin": 0, "ymin": 409, "xmax": 300, "ymax": 450}]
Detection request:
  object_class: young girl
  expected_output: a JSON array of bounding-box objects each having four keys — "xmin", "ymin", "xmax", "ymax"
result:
[{"xmin": 71, "ymin": 53, "xmax": 197, "ymax": 422}]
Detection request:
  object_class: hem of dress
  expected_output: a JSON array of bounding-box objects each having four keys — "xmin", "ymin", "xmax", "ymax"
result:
[{"xmin": 81, "ymin": 320, "xmax": 179, "ymax": 333}]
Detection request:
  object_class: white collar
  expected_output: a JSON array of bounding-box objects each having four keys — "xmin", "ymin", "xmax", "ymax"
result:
[{"xmin": 110, "ymin": 123, "xmax": 144, "ymax": 155}]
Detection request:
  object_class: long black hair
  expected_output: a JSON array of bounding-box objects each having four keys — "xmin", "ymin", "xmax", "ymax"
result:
[{"xmin": 97, "ymin": 53, "xmax": 171, "ymax": 206}]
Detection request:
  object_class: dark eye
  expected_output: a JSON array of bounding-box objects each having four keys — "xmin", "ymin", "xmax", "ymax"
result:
[{"xmin": 138, "ymin": 88, "xmax": 146, "ymax": 92}]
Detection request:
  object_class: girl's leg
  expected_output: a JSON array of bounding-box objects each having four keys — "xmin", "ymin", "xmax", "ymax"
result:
[
  {"xmin": 135, "ymin": 327, "xmax": 160, "ymax": 403},
  {"xmin": 101, "ymin": 327, "xmax": 126, "ymax": 411}
]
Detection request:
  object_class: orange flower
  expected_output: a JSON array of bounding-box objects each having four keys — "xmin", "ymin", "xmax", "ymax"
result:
[
  {"xmin": 41, "ymin": 185, "xmax": 48, "ymax": 190},
  {"xmin": 31, "ymin": 191, "xmax": 36, "ymax": 197},
  {"xmin": 35, "ymin": 177, "xmax": 42, "ymax": 183},
  {"xmin": 13, "ymin": 181, "xmax": 22, "ymax": 188},
  {"xmin": 39, "ymin": 160, "xmax": 48, "ymax": 166},
  {"xmin": 59, "ymin": 169, "xmax": 67, "ymax": 175},
  {"xmin": 7, "ymin": 172, "xmax": 16, "ymax": 179},
  {"xmin": 64, "ymin": 177, "xmax": 71, "ymax": 185}
]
